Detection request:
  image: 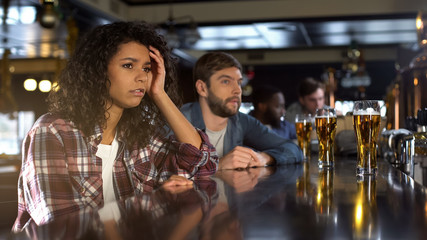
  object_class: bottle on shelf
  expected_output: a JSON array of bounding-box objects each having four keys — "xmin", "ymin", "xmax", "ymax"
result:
[{"xmin": 413, "ymin": 108, "xmax": 427, "ymax": 186}]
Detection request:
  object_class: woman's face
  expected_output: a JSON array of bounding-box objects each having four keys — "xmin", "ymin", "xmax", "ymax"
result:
[{"xmin": 107, "ymin": 41, "xmax": 152, "ymax": 110}]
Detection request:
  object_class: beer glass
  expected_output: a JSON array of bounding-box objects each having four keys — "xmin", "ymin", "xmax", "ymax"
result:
[
  {"xmin": 353, "ymin": 100, "xmax": 381, "ymax": 176},
  {"xmin": 315, "ymin": 108, "xmax": 337, "ymax": 167},
  {"xmin": 295, "ymin": 114, "xmax": 313, "ymax": 159}
]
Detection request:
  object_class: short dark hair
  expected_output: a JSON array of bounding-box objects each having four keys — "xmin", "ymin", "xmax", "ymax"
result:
[
  {"xmin": 193, "ymin": 52, "xmax": 242, "ymax": 88},
  {"xmin": 252, "ymin": 85, "xmax": 283, "ymax": 110},
  {"xmin": 298, "ymin": 77, "xmax": 325, "ymax": 97}
]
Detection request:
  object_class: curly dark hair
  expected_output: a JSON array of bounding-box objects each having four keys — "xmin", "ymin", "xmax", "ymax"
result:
[{"xmin": 48, "ymin": 21, "xmax": 180, "ymax": 148}]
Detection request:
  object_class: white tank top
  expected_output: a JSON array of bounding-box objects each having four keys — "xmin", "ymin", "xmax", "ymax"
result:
[{"xmin": 96, "ymin": 135, "xmax": 119, "ymax": 204}]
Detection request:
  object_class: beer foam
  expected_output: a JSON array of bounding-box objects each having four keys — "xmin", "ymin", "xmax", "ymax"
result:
[{"xmin": 353, "ymin": 107, "xmax": 380, "ymax": 115}]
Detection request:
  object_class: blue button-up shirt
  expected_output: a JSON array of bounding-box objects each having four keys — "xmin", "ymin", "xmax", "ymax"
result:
[
  {"xmin": 271, "ymin": 120, "xmax": 297, "ymax": 140},
  {"xmin": 180, "ymin": 102, "xmax": 303, "ymax": 165}
]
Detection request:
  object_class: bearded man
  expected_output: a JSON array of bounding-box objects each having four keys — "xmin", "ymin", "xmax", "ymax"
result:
[
  {"xmin": 250, "ymin": 85, "xmax": 297, "ymax": 140},
  {"xmin": 181, "ymin": 52, "xmax": 302, "ymax": 170}
]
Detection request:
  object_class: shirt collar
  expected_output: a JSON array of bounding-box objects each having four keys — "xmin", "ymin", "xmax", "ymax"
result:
[{"xmin": 87, "ymin": 124, "xmax": 103, "ymax": 145}]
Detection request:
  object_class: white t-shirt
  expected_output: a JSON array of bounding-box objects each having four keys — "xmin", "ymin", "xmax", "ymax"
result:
[
  {"xmin": 96, "ymin": 135, "xmax": 119, "ymax": 204},
  {"xmin": 206, "ymin": 126, "xmax": 227, "ymax": 158}
]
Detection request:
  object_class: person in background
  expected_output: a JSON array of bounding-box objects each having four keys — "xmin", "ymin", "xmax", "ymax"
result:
[
  {"xmin": 13, "ymin": 21, "xmax": 218, "ymax": 232},
  {"xmin": 285, "ymin": 77, "xmax": 326, "ymax": 124},
  {"xmin": 181, "ymin": 52, "xmax": 302, "ymax": 170},
  {"xmin": 250, "ymin": 84, "xmax": 297, "ymax": 140}
]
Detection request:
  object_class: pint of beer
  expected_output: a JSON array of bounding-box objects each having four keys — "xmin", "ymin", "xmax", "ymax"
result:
[
  {"xmin": 295, "ymin": 114, "xmax": 313, "ymax": 159},
  {"xmin": 315, "ymin": 108, "xmax": 337, "ymax": 167},
  {"xmin": 353, "ymin": 101, "xmax": 381, "ymax": 176}
]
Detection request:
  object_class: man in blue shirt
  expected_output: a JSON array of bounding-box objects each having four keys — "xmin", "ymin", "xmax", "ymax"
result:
[
  {"xmin": 181, "ymin": 52, "xmax": 302, "ymax": 170},
  {"xmin": 250, "ymin": 84, "xmax": 297, "ymax": 140}
]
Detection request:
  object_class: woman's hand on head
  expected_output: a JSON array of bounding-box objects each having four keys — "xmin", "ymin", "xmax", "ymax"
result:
[
  {"xmin": 163, "ymin": 175, "xmax": 193, "ymax": 187},
  {"xmin": 147, "ymin": 46, "xmax": 167, "ymax": 98},
  {"xmin": 161, "ymin": 175, "xmax": 194, "ymax": 194}
]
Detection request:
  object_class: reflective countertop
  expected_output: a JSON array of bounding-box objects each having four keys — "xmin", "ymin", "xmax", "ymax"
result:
[{"xmin": 8, "ymin": 156, "xmax": 427, "ymax": 239}]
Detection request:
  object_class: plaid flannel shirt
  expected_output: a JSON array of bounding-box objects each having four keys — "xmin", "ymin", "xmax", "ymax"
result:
[
  {"xmin": 13, "ymin": 113, "xmax": 218, "ymax": 231},
  {"xmin": 21, "ymin": 179, "xmax": 218, "ymax": 239}
]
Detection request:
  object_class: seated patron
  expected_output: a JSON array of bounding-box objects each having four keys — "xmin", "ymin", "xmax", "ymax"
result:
[
  {"xmin": 180, "ymin": 52, "xmax": 302, "ymax": 170},
  {"xmin": 13, "ymin": 21, "xmax": 218, "ymax": 232},
  {"xmin": 285, "ymin": 77, "xmax": 326, "ymax": 124},
  {"xmin": 250, "ymin": 85, "xmax": 297, "ymax": 140}
]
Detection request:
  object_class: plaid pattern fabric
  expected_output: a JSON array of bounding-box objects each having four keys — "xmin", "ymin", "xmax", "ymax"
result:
[
  {"xmin": 21, "ymin": 179, "xmax": 218, "ymax": 239},
  {"xmin": 13, "ymin": 113, "xmax": 218, "ymax": 232}
]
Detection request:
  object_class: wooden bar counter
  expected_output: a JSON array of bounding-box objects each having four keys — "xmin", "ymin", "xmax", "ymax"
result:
[{"xmin": 6, "ymin": 156, "xmax": 427, "ymax": 239}]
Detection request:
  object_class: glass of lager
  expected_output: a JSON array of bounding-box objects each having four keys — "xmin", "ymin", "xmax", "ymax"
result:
[
  {"xmin": 315, "ymin": 108, "xmax": 337, "ymax": 167},
  {"xmin": 353, "ymin": 100, "xmax": 381, "ymax": 176},
  {"xmin": 295, "ymin": 114, "xmax": 314, "ymax": 160}
]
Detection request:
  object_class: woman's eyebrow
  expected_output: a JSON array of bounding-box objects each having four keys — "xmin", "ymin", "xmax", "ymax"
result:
[
  {"xmin": 119, "ymin": 57, "xmax": 138, "ymax": 62},
  {"xmin": 119, "ymin": 57, "xmax": 151, "ymax": 65}
]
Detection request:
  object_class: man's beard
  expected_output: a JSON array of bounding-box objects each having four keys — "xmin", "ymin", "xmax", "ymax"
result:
[
  {"xmin": 266, "ymin": 108, "xmax": 282, "ymax": 128},
  {"xmin": 207, "ymin": 90, "xmax": 241, "ymax": 118}
]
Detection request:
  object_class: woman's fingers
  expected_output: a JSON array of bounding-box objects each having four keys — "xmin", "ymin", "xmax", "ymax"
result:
[{"xmin": 163, "ymin": 175, "xmax": 193, "ymax": 187}]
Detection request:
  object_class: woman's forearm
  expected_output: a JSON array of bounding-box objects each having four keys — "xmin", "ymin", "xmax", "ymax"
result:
[{"xmin": 152, "ymin": 91, "xmax": 202, "ymax": 148}]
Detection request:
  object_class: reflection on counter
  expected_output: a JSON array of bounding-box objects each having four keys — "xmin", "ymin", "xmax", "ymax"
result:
[
  {"xmin": 4, "ymin": 156, "xmax": 427, "ymax": 239},
  {"xmin": 353, "ymin": 176, "xmax": 378, "ymax": 240},
  {"xmin": 296, "ymin": 161, "xmax": 314, "ymax": 205},
  {"xmin": 315, "ymin": 168, "xmax": 336, "ymax": 221}
]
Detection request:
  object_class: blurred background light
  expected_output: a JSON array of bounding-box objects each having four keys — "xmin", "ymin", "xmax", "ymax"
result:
[
  {"xmin": 39, "ymin": 80, "xmax": 52, "ymax": 92},
  {"xmin": 23, "ymin": 78, "xmax": 37, "ymax": 91}
]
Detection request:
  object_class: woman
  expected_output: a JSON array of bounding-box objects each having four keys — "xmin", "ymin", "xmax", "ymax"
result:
[{"xmin": 13, "ymin": 21, "xmax": 218, "ymax": 231}]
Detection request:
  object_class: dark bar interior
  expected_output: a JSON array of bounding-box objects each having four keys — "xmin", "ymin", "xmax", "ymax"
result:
[{"xmin": 0, "ymin": 0, "xmax": 426, "ymax": 238}]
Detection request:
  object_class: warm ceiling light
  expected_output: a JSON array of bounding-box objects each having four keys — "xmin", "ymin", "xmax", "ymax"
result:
[
  {"xmin": 23, "ymin": 78, "xmax": 37, "ymax": 91},
  {"xmin": 416, "ymin": 15, "xmax": 423, "ymax": 30},
  {"xmin": 51, "ymin": 81, "xmax": 59, "ymax": 91},
  {"xmin": 416, "ymin": 11, "xmax": 427, "ymax": 48},
  {"xmin": 39, "ymin": 0, "xmax": 58, "ymax": 29},
  {"xmin": 39, "ymin": 80, "xmax": 52, "ymax": 92},
  {"xmin": 410, "ymin": 11, "xmax": 427, "ymax": 68}
]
